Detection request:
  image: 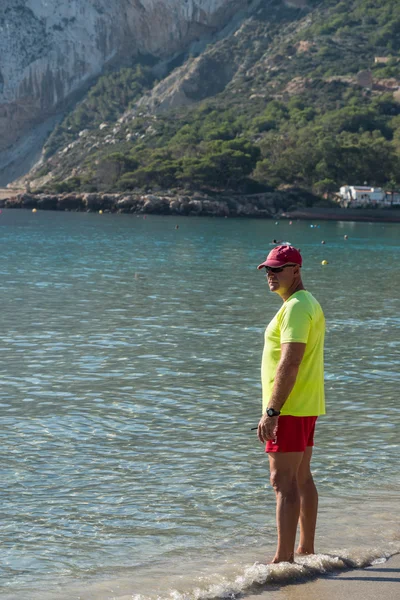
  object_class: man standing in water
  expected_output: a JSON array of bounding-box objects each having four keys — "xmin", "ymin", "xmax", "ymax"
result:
[{"xmin": 256, "ymin": 245, "xmax": 325, "ymax": 564}]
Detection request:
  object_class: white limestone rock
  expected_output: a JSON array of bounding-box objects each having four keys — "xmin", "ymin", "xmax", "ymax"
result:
[{"xmin": 0, "ymin": 0, "xmax": 248, "ymax": 155}]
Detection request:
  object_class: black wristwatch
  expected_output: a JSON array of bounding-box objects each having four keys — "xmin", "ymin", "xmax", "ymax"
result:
[{"xmin": 266, "ymin": 407, "xmax": 281, "ymax": 417}]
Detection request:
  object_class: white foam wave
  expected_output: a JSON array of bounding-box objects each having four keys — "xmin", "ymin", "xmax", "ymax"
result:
[{"xmin": 144, "ymin": 543, "xmax": 400, "ymax": 600}]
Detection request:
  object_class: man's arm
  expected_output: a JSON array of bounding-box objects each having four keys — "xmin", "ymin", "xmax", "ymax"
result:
[{"xmin": 257, "ymin": 342, "xmax": 306, "ymax": 444}]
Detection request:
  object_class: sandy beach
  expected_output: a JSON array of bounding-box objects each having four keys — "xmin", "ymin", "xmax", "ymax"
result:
[
  {"xmin": 296, "ymin": 553, "xmax": 400, "ymax": 600},
  {"xmin": 244, "ymin": 553, "xmax": 400, "ymax": 600},
  {"xmin": 0, "ymin": 187, "xmax": 23, "ymax": 199}
]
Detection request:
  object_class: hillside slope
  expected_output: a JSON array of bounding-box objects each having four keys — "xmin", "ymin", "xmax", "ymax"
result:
[
  {"xmin": 0, "ymin": 0, "xmax": 254, "ymax": 183},
  {"xmin": 10, "ymin": 0, "xmax": 400, "ymax": 198}
]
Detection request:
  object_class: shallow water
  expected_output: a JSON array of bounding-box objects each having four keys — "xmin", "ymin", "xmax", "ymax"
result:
[{"xmin": 0, "ymin": 210, "xmax": 399, "ymax": 599}]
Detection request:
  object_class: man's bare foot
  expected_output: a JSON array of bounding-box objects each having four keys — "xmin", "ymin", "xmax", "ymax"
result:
[
  {"xmin": 296, "ymin": 546, "xmax": 314, "ymax": 556},
  {"xmin": 268, "ymin": 554, "xmax": 294, "ymax": 564}
]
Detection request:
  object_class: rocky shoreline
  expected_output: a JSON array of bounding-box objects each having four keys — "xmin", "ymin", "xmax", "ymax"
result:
[
  {"xmin": 0, "ymin": 190, "xmax": 287, "ymax": 218},
  {"xmin": 1, "ymin": 191, "xmax": 400, "ymax": 222}
]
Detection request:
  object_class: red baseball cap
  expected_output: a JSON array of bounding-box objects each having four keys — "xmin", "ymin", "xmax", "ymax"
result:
[{"xmin": 257, "ymin": 245, "xmax": 302, "ymax": 269}]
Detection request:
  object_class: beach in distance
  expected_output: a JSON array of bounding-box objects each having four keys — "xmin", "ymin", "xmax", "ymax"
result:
[{"xmin": 0, "ymin": 210, "xmax": 398, "ymax": 600}]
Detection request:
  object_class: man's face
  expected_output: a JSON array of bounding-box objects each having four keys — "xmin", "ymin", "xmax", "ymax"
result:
[{"xmin": 265, "ymin": 264, "xmax": 298, "ymax": 295}]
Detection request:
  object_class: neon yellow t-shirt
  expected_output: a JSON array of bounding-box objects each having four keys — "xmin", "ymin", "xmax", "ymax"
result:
[{"xmin": 261, "ymin": 290, "xmax": 325, "ymax": 416}]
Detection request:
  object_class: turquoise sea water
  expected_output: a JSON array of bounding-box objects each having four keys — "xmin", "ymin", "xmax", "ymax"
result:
[{"xmin": 0, "ymin": 210, "xmax": 399, "ymax": 600}]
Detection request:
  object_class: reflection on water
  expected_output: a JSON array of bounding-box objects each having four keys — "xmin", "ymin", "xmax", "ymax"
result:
[{"xmin": 0, "ymin": 210, "xmax": 399, "ymax": 597}]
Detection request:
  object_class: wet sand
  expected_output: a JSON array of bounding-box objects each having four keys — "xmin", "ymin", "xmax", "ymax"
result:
[{"xmin": 246, "ymin": 554, "xmax": 400, "ymax": 600}]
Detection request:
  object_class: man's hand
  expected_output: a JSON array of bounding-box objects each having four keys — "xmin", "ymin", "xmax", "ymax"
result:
[{"xmin": 257, "ymin": 414, "xmax": 279, "ymax": 444}]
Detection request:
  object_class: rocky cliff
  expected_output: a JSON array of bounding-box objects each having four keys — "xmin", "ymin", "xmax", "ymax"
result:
[{"xmin": 0, "ymin": 0, "xmax": 250, "ymax": 181}]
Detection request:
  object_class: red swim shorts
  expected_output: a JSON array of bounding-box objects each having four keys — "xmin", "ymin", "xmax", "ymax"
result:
[{"xmin": 266, "ymin": 415, "xmax": 318, "ymax": 453}]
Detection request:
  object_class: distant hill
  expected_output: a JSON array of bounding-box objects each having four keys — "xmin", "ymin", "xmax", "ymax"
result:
[
  {"xmin": 13, "ymin": 0, "xmax": 400, "ymax": 205},
  {"xmin": 0, "ymin": 0, "xmax": 251, "ymax": 184}
]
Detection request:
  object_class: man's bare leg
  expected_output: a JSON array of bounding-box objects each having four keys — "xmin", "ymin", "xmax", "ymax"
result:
[
  {"xmin": 268, "ymin": 452, "xmax": 304, "ymax": 563},
  {"xmin": 296, "ymin": 446, "xmax": 318, "ymax": 555}
]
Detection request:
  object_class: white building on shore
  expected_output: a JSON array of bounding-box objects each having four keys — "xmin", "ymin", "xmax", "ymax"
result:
[{"xmin": 338, "ymin": 185, "xmax": 400, "ymax": 207}]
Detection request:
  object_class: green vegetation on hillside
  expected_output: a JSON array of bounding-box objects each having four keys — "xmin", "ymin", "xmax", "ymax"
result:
[
  {"xmin": 44, "ymin": 64, "xmax": 155, "ymax": 158},
  {"xmin": 36, "ymin": 0, "xmax": 400, "ymax": 199}
]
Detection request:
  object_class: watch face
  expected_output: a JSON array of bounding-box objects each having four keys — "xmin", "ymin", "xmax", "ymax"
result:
[{"xmin": 267, "ymin": 408, "xmax": 279, "ymax": 417}]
